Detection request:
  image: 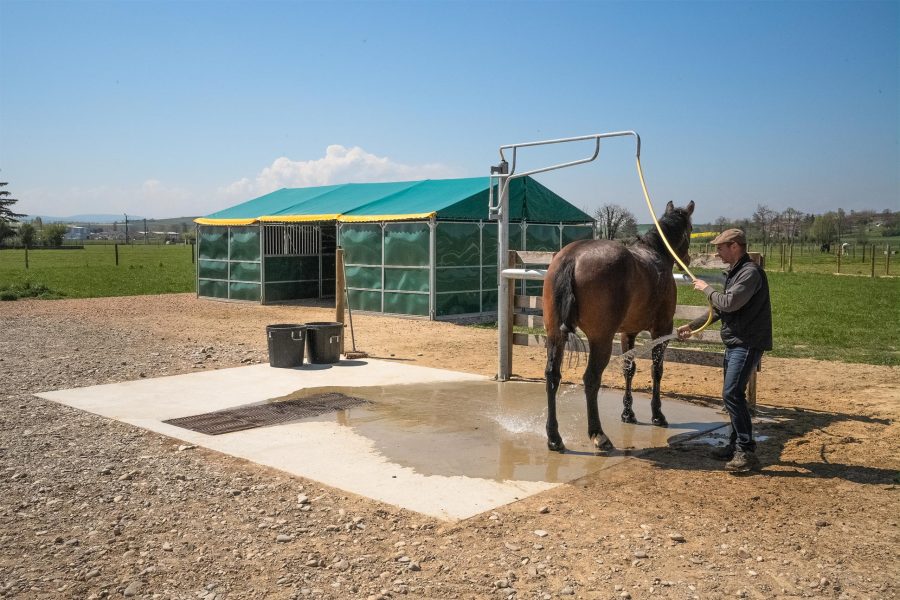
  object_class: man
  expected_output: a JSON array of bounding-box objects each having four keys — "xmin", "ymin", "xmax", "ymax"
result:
[{"xmin": 677, "ymin": 228, "xmax": 772, "ymax": 473}]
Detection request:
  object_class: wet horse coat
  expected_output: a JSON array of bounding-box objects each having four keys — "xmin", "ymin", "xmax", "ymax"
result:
[{"xmin": 542, "ymin": 201, "xmax": 694, "ymax": 452}]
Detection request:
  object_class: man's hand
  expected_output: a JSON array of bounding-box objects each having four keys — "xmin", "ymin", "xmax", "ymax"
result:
[
  {"xmin": 676, "ymin": 324, "xmax": 693, "ymax": 340},
  {"xmin": 692, "ymin": 278, "xmax": 710, "ymax": 293}
]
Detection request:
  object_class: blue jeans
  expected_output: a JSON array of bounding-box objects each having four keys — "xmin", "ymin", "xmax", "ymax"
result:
[{"xmin": 723, "ymin": 346, "xmax": 763, "ymax": 452}]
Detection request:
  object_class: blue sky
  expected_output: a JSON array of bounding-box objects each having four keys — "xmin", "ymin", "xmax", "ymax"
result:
[{"xmin": 1, "ymin": 0, "xmax": 897, "ymax": 222}]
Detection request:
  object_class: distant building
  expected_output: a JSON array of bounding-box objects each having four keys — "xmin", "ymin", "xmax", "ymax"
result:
[{"xmin": 64, "ymin": 226, "xmax": 89, "ymax": 240}]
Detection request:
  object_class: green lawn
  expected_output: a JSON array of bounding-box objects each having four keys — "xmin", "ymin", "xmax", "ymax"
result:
[{"xmin": 0, "ymin": 244, "xmax": 195, "ymax": 298}]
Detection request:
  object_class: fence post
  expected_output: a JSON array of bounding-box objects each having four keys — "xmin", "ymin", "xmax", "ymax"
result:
[
  {"xmin": 25, "ymin": 246, "xmax": 29, "ymax": 269},
  {"xmin": 886, "ymin": 244, "xmax": 891, "ymax": 276},
  {"xmin": 115, "ymin": 243, "xmax": 119, "ymax": 266},
  {"xmin": 788, "ymin": 242, "xmax": 794, "ymax": 273},
  {"xmin": 871, "ymin": 244, "xmax": 876, "ymax": 278},
  {"xmin": 836, "ymin": 246, "xmax": 841, "ymax": 273}
]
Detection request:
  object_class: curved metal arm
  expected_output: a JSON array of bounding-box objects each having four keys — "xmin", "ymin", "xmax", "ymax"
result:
[{"xmin": 499, "ymin": 130, "xmax": 641, "ymax": 179}]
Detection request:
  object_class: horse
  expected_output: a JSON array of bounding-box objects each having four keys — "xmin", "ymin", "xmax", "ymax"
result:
[{"xmin": 542, "ymin": 200, "xmax": 695, "ymax": 452}]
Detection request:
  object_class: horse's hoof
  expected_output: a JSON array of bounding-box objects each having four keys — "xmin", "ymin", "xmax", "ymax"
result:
[
  {"xmin": 591, "ymin": 434, "xmax": 614, "ymax": 451},
  {"xmin": 547, "ymin": 439, "xmax": 566, "ymax": 453},
  {"xmin": 621, "ymin": 411, "xmax": 637, "ymax": 424},
  {"xmin": 651, "ymin": 416, "xmax": 669, "ymax": 428}
]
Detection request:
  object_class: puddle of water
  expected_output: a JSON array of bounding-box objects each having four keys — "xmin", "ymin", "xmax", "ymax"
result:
[{"xmin": 265, "ymin": 380, "xmax": 722, "ymax": 483}]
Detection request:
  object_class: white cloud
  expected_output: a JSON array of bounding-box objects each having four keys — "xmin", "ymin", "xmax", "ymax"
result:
[{"xmin": 219, "ymin": 145, "xmax": 455, "ymax": 201}]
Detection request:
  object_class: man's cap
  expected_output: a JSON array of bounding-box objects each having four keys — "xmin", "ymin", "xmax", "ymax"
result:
[{"xmin": 711, "ymin": 228, "xmax": 747, "ymax": 245}]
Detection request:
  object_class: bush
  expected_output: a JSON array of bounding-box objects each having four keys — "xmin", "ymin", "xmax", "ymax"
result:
[{"xmin": 0, "ymin": 280, "xmax": 64, "ymax": 300}]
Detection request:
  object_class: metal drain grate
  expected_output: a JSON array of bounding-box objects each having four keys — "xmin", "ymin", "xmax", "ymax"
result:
[{"xmin": 163, "ymin": 392, "xmax": 370, "ymax": 435}]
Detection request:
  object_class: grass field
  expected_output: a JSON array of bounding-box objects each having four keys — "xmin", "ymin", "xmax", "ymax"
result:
[
  {"xmin": 2, "ymin": 244, "xmax": 898, "ymax": 365},
  {"xmin": 690, "ymin": 241, "xmax": 898, "ymax": 276},
  {"xmin": 0, "ymin": 244, "xmax": 195, "ymax": 298}
]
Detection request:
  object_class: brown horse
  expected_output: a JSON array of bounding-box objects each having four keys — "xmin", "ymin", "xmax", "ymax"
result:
[{"xmin": 542, "ymin": 200, "xmax": 695, "ymax": 452}]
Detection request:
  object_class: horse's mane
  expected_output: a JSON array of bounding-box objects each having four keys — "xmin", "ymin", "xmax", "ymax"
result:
[{"xmin": 636, "ymin": 206, "xmax": 692, "ymax": 260}]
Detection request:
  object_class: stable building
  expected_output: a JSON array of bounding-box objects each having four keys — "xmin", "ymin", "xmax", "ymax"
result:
[{"xmin": 194, "ymin": 176, "xmax": 594, "ymax": 319}]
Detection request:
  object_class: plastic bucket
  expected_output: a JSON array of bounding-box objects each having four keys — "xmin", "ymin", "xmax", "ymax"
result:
[
  {"xmin": 266, "ymin": 324, "xmax": 307, "ymax": 368},
  {"xmin": 306, "ymin": 322, "xmax": 343, "ymax": 364}
]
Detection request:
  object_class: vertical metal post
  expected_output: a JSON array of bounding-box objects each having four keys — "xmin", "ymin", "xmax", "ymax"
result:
[
  {"xmin": 497, "ymin": 171, "xmax": 511, "ymax": 380},
  {"xmin": 380, "ymin": 223, "xmax": 386, "ymax": 313},
  {"xmin": 259, "ymin": 224, "xmax": 266, "ymax": 304},
  {"xmin": 429, "ymin": 219, "xmax": 437, "ymax": 319}
]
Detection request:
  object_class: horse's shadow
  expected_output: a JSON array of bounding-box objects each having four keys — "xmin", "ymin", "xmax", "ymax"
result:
[{"xmin": 639, "ymin": 401, "xmax": 897, "ymax": 485}]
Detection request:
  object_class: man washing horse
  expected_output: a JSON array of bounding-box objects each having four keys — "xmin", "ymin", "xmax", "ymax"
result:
[{"xmin": 677, "ymin": 228, "xmax": 772, "ymax": 473}]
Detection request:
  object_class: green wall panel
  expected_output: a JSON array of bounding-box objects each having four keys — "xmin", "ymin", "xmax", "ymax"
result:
[
  {"xmin": 341, "ymin": 224, "xmax": 382, "ymax": 265},
  {"xmin": 384, "ymin": 223, "xmax": 429, "ymax": 266},
  {"xmin": 383, "ymin": 292, "xmax": 429, "ymax": 316},
  {"xmin": 436, "ymin": 291, "xmax": 481, "ymax": 316},
  {"xmin": 562, "ymin": 225, "xmax": 594, "ymax": 246},
  {"xmin": 509, "ymin": 223, "xmax": 524, "ymax": 251},
  {"xmin": 229, "ymin": 282, "xmax": 260, "ymax": 301},
  {"xmin": 229, "ymin": 227, "xmax": 260, "ymax": 261},
  {"xmin": 481, "ymin": 291, "xmax": 498, "ymax": 312},
  {"xmin": 265, "ymin": 256, "xmax": 319, "ymax": 282},
  {"xmin": 346, "ymin": 266, "xmax": 382, "ymax": 290},
  {"xmin": 481, "ymin": 267, "xmax": 497, "ymax": 289},
  {"xmin": 265, "ymin": 281, "xmax": 319, "ymax": 302},
  {"xmin": 384, "ymin": 267, "xmax": 429, "ymax": 292},
  {"xmin": 230, "ymin": 262, "xmax": 261, "ymax": 283},
  {"xmin": 525, "ymin": 224, "xmax": 560, "ymax": 252},
  {"xmin": 482, "ymin": 224, "xmax": 497, "ymax": 264},
  {"xmin": 349, "ymin": 289, "xmax": 382, "ymax": 312},
  {"xmin": 198, "ymin": 279, "xmax": 228, "ymax": 298},
  {"xmin": 199, "ymin": 260, "xmax": 228, "ymax": 280},
  {"xmin": 436, "ymin": 266, "xmax": 480, "ymax": 292},
  {"xmin": 436, "ymin": 223, "xmax": 480, "ymax": 267},
  {"xmin": 199, "ymin": 227, "xmax": 228, "ymax": 260}
]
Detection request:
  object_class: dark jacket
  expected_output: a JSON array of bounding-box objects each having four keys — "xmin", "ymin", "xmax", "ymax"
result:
[{"xmin": 699, "ymin": 254, "xmax": 773, "ymax": 350}]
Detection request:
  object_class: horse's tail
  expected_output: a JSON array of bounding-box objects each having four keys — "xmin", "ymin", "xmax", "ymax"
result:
[{"xmin": 551, "ymin": 256, "xmax": 579, "ymax": 339}]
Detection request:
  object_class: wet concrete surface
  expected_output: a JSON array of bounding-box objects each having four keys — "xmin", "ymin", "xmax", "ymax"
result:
[
  {"xmin": 270, "ymin": 379, "xmax": 724, "ymax": 484},
  {"xmin": 38, "ymin": 360, "xmax": 726, "ymax": 519}
]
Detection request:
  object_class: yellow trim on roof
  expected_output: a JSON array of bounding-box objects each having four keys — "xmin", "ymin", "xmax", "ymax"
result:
[
  {"xmin": 258, "ymin": 214, "xmax": 342, "ymax": 223},
  {"xmin": 194, "ymin": 217, "xmax": 258, "ymax": 225},
  {"xmin": 338, "ymin": 212, "xmax": 436, "ymax": 223}
]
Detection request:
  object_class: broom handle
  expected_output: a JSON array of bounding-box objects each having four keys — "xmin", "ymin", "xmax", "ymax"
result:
[{"xmin": 342, "ymin": 262, "xmax": 357, "ymax": 352}]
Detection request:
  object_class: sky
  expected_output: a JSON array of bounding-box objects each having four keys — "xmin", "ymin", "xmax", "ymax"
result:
[{"xmin": 0, "ymin": 0, "xmax": 897, "ymax": 223}]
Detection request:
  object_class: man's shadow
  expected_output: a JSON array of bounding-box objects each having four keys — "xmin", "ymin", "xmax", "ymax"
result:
[{"xmin": 642, "ymin": 400, "xmax": 897, "ymax": 485}]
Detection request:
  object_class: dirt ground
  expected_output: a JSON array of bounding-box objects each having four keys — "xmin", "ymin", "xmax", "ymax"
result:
[{"xmin": 1, "ymin": 294, "xmax": 897, "ymax": 600}]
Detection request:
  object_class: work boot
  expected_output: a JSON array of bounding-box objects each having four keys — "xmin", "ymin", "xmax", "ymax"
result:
[
  {"xmin": 725, "ymin": 451, "xmax": 760, "ymax": 473},
  {"xmin": 709, "ymin": 444, "xmax": 735, "ymax": 461}
]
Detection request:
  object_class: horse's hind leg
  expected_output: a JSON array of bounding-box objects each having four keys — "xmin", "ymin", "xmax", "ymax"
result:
[
  {"xmin": 584, "ymin": 340, "xmax": 615, "ymax": 451},
  {"xmin": 620, "ymin": 333, "xmax": 638, "ymax": 424},
  {"xmin": 545, "ymin": 335, "xmax": 566, "ymax": 452},
  {"xmin": 650, "ymin": 340, "xmax": 669, "ymax": 427}
]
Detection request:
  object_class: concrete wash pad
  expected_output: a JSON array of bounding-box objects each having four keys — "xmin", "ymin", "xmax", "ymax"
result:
[{"xmin": 37, "ymin": 359, "xmax": 725, "ymax": 521}]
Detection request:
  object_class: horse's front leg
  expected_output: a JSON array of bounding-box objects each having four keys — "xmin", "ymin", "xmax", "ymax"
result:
[
  {"xmin": 585, "ymin": 341, "xmax": 614, "ymax": 451},
  {"xmin": 545, "ymin": 336, "xmax": 566, "ymax": 452},
  {"xmin": 650, "ymin": 340, "xmax": 669, "ymax": 427},
  {"xmin": 620, "ymin": 333, "xmax": 638, "ymax": 424}
]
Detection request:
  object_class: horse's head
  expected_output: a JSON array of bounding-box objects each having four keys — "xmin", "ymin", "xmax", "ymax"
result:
[{"xmin": 660, "ymin": 200, "xmax": 695, "ymax": 268}]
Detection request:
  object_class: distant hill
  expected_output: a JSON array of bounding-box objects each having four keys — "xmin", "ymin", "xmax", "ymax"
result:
[{"xmin": 26, "ymin": 215, "xmax": 198, "ymax": 225}]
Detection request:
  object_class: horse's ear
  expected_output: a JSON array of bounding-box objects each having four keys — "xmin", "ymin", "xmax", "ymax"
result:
[
  {"xmin": 686, "ymin": 200, "xmax": 695, "ymax": 215},
  {"xmin": 665, "ymin": 201, "xmax": 675, "ymax": 214}
]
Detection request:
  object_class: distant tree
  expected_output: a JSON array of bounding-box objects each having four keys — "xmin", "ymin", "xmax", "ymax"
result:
[
  {"xmin": 809, "ymin": 213, "xmax": 838, "ymax": 244},
  {"xmin": 752, "ymin": 204, "xmax": 777, "ymax": 245},
  {"xmin": 18, "ymin": 223, "xmax": 36, "ymax": 248},
  {"xmin": 0, "ymin": 221, "xmax": 15, "ymax": 247},
  {"xmin": 714, "ymin": 216, "xmax": 730, "ymax": 232},
  {"xmin": 594, "ymin": 204, "xmax": 637, "ymax": 240},
  {"xmin": 779, "ymin": 207, "xmax": 803, "ymax": 241},
  {"xmin": 41, "ymin": 223, "xmax": 69, "ymax": 247},
  {"xmin": 32, "ymin": 216, "xmax": 43, "ymax": 230},
  {"xmin": 0, "ymin": 179, "xmax": 25, "ymax": 223}
]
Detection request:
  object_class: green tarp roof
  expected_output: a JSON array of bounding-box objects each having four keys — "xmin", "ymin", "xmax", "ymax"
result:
[{"xmin": 196, "ymin": 177, "xmax": 593, "ymax": 225}]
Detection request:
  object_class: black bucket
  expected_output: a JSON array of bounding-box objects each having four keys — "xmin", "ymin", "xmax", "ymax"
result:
[
  {"xmin": 306, "ymin": 322, "xmax": 343, "ymax": 364},
  {"xmin": 266, "ymin": 323, "xmax": 307, "ymax": 368}
]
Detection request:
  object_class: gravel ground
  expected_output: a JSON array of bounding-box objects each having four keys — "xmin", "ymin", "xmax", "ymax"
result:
[{"xmin": 1, "ymin": 294, "xmax": 898, "ymax": 600}]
